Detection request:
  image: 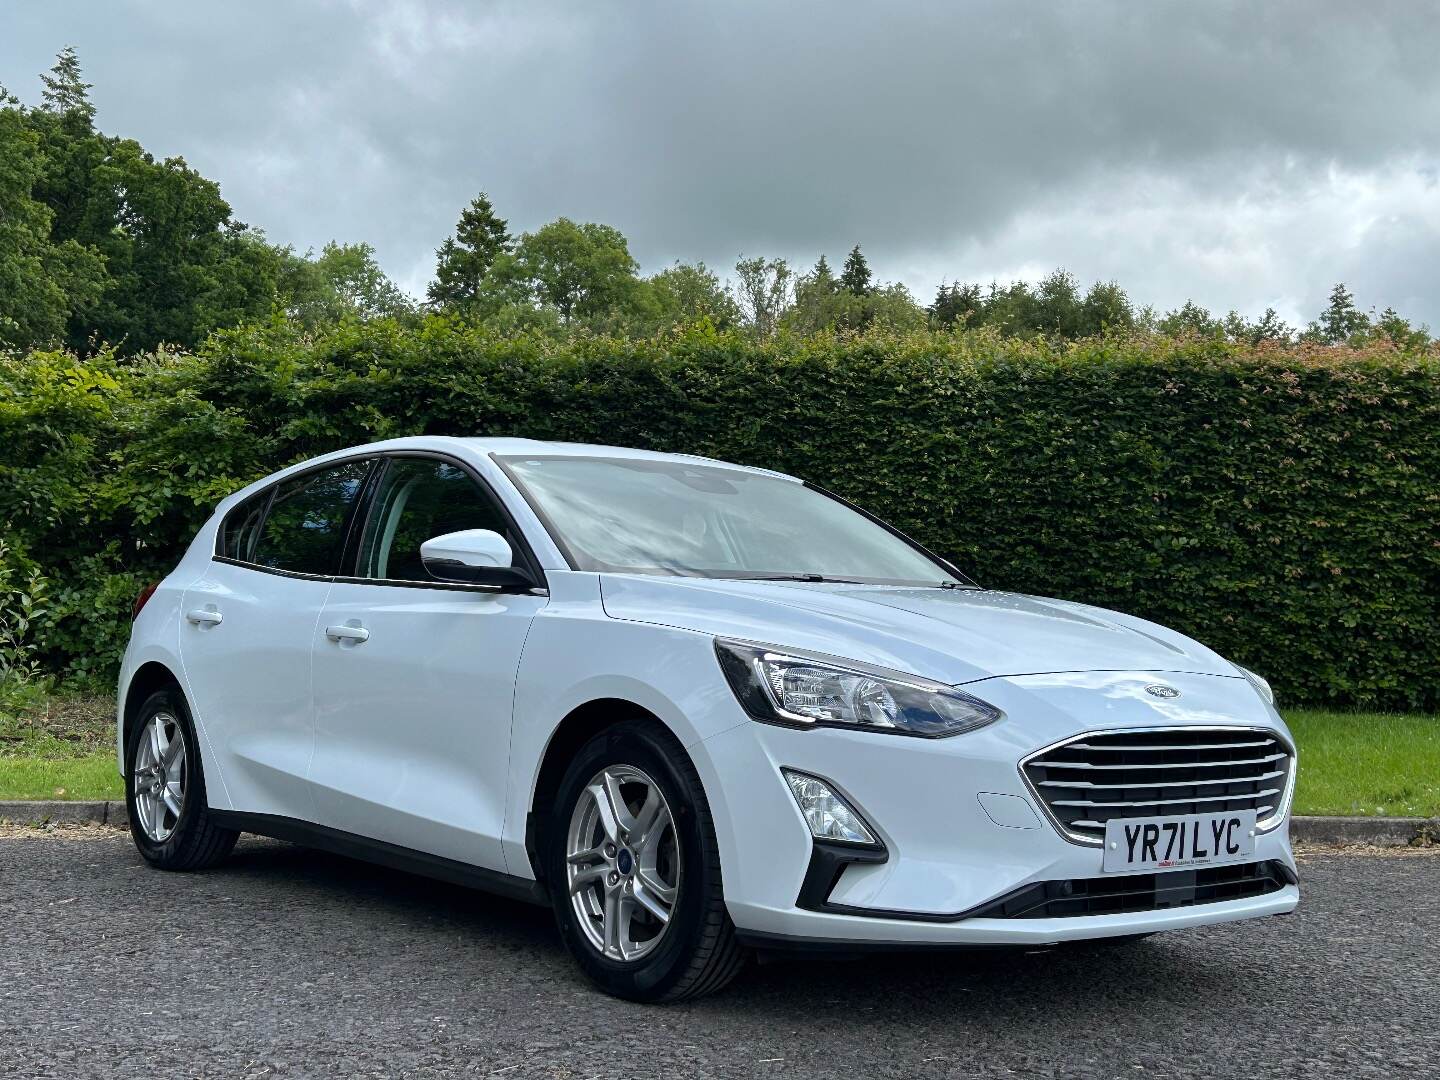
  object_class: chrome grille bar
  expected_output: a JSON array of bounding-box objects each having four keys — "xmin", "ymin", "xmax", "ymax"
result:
[
  {"xmin": 1037, "ymin": 768, "xmax": 1287, "ymax": 790},
  {"xmin": 1038, "ymin": 753, "xmax": 1287, "ymax": 771},
  {"xmin": 1050, "ymin": 787, "xmax": 1282, "ymax": 809}
]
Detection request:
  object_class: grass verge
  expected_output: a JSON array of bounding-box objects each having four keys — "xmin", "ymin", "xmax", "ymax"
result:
[
  {"xmin": 2, "ymin": 687, "xmax": 1436, "ymax": 816},
  {"xmin": 1285, "ymin": 709, "xmax": 1439, "ymax": 818},
  {"xmin": 0, "ymin": 754, "xmax": 121, "ymax": 800}
]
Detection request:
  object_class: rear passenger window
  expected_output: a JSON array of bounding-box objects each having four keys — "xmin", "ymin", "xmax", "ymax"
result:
[{"xmin": 249, "ymin": 460, "xmax": 371, "ymax": 576}]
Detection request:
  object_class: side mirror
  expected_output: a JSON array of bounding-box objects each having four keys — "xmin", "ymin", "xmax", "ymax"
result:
[{"xmin": 419, "ymin": 529, "xmax": 537, "ymax": 591}]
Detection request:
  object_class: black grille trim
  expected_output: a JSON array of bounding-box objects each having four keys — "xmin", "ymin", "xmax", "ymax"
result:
[
  {"xmin": 970, "ymin": 860, "xmax": 1294, "ymax": 919},
  {"xmin": 1022, "ymin": 726, "xmax": 1295, "ymax": 846}
]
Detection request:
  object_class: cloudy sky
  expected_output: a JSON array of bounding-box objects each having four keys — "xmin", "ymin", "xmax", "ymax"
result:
[{"xmin": 5, "ymin": 1, "xmax": 1439, "ymax": 328}]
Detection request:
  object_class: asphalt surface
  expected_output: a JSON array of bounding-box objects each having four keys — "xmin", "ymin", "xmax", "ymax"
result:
[{"xmin": 1, "ymin": 833, "xmax": 1435, "ymax": 1079}]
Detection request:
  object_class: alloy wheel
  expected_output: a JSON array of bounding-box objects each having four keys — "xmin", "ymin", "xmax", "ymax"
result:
[
  {"xmin": 566, "ymin": 764, "xmax": 681, "ymax": 962},
  {"xmin": 132, "ymin": 711, "xmax": 187, "ymax": 843}
]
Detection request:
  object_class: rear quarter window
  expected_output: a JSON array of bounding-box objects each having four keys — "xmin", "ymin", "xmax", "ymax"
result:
[{"xmin": 219, "ymin": 490, "xmax": 271, "ymax": 563}]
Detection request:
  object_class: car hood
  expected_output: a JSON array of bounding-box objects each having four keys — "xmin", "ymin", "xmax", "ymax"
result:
[{"xmin": 598, "ymin": 575, "xmax": 1238, "ymax": 686}]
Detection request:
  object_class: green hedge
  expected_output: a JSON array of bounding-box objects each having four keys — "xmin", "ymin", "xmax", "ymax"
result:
[{"xmin": 3, "ymin": 317, "xmax": 1437, "ymax": 708}]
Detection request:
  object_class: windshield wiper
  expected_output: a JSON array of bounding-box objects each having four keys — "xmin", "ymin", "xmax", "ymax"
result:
[
  {"xmin": 745, "ymin": 574, "xmax": 866, "ymax": 584},
  {"xmin": 937, "ymin": 580, "xmax": 980, "ymax": 590}
]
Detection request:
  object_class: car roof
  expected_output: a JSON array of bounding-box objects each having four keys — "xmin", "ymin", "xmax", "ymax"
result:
[{"xmin": 451, "ymin": 436, "xmax": 799, "ymax": 480}]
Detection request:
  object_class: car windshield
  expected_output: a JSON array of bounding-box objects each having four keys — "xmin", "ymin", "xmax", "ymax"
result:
[{"xmin": 497, "ymin": 455, "xmax": 964, "ymax": 586}]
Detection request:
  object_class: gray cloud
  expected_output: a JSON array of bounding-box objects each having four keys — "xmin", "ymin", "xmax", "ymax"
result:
[{"xmin": 4, "ymin": 0, "xmax": 1438, "ymax": 327}]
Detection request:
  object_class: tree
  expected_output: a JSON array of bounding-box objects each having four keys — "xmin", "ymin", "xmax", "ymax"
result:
[
  {"xmin": 281, "ymin": 242, "xmax": 414, "ymax": 327},
  {"xmin": 6, "ymin": 49, "xmax": 297, "ymax": 352},
  {"xmin": 38, "ymin": 46, "xmax": 95, "ymax": 124},
  {"xmin": 508, "ymin": 218, "xmax": 641, "ymax": 322},
  {"xmin": 1158, "ymin": 300, "xmax": 1225, "ymax": 338},
  {"xmin": 1310, "ymin": 283, "xmax": 1370, "ymax": 344},
  {"xmin": 840, "ymin": 245, "xmax": 872, "ymax": 296},
  {"xmin": 1033, "ymin": 269, "xmax": 1084, "ymax": 337},
  {"xmin": 1230, "ymin": 307, "xmax": 1292, "ymax": 344},
  {"xmin": 787, "ymin": 255, "xmax": 847, "ymax": 334},
  {"xmin": 645, "ymin": 261, "xmax": 740, "ymax": 330},
  {"xmin": 733, "ymin": 256, "xmax": 793, "ymax": 338},
  {"xmin": 427, "ymin": 193, "xmax": 511, "ymax": 310},
  {"xmin": 928, "ymin": 283, "xmax": 981, "ymax": 328},
  {"xmin": 788, "ymin": 254, "xmax": 924, "ymax": 335},
  {"xmin": 78, "ymin": 139, "xmax": 279, "ymax": 350},
  {"xmin": 1078, "ymin": 280, "xmax": 1135, "ymax": 336},
  {"xmin": 0, "ymin": 86, "xmax": 105, "ymax": 348},
  {"xmin": 1371, "ymin": 307, "xmax": 1431, "ymax": 349}
]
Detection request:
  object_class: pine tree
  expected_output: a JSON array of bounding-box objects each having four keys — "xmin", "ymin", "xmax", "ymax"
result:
[
  {"xmin": 1315, "ymin": 282, "xmax": 1370, "ymax": 343},
  {"xmin": 39, "ymin": 46, "xmax": 94, "ymax": 122},
  {"xmin": 810, "ymin": 254, "xmax": 837, "ymax": 293},
  {"xmin": 840, "ymin": 244, "xmax": 872, "ymax": 296},
  {"xmin": 428, "ymin": 193, "xmax": 512, "ymax": 309}
]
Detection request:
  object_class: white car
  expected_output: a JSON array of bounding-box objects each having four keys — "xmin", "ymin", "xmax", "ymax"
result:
[{"xmin": 119, "ymin": 436, "xmax": 1299, "ymax": 1000}]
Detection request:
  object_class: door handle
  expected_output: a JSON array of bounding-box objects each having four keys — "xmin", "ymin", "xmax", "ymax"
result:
[
  {"xmin": 185, "ymin": 609, "xmax": 223, "ymax": 626},
  {"xmin": 325, "ymin": 624, "xmax": 370, "ymax": 643}
]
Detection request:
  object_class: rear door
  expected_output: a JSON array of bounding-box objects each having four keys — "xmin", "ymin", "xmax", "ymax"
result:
[
  {"xmin": 307, "ymin": 454, "xmax": 547, "ymax": 871},
  {"xmin": 179, "ymin": 457, "xmax": 373, "ymax": 819}
]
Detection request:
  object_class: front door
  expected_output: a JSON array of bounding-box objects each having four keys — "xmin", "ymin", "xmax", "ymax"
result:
[
  {"xmin": 179, "ymin": 457, "xmax": 372, "ymax": 820},
  {"xmin": 308, "ymin": 456, "xmax": 547, "ymax": 872}
]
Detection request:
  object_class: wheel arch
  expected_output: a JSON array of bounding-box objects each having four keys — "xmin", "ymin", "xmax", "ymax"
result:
[
  {"xmin": 121, "ymin": 660, "xmax": 184, "ymax": 753},
  {"xmin": 523, "ymin": 697, "xmax": 692, "ymax": 883}
]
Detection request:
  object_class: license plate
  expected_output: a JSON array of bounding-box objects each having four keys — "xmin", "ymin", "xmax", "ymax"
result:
[{"xmin": 1102, "ymin": 809, "xmax": 1257, "ymax": 873}]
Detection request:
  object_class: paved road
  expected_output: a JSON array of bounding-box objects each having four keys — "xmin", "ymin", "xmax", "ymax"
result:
[{"xmin": 1, "ymin": 833, "xmax": 1435, "ymax": 1079}]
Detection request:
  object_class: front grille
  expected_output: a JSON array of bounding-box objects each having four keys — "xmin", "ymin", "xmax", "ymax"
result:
[
  {"xmin": 1022, "ymin": 727, "xmax": 1293, "ymax": 845},
  {"xmin": 971, "ymin": 860, "xmax": 1293, "ymax": 919}
]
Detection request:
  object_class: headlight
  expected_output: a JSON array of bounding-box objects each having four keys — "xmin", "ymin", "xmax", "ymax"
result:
[
  {"xmin": 1235, "ymin": 664, "xmax": 1275, "ymax": 706},
  {"xmin": 715, "ymin": 638, "xmax": 1002, "ymax": 738}
]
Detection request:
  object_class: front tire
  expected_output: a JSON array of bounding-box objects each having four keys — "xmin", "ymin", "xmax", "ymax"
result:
[
  {"xmin": 125, "ymin": 689, "xmax": 238, "ymax": 871},
  {"xmin": 545, "ymin": 719, "xmax": 747, "ymax": 1002}
]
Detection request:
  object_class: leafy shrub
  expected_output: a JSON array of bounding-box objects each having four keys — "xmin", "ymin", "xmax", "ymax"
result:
[{"xmin": 2, "ymin": 320, "xmax": 1436, "ymax": 708}]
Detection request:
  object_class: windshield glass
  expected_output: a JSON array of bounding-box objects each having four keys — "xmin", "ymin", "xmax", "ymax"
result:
[{"xmin": 498, "ymin": 455, "xmax": 962, "ymax": 586}]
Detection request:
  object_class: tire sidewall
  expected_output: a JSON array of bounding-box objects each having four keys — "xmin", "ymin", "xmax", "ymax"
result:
[
  {"xmin": 546, "ymin": 721, "xmax": 715, "ymax": 1001},
  {"xmin": 125, "ymin": 688, "xmax": 204, "ymax": 863}
]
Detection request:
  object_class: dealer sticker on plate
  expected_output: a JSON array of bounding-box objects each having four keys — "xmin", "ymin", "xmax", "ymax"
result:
[{"xmin": 1102, "ymin": 809, "xmax": 1257, "ymax": 873}]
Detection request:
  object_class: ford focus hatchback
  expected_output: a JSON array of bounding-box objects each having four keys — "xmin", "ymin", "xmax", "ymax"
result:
[{"xmin": 119, "ymin": 436, "xmax": 1298, "ymax": 1001}]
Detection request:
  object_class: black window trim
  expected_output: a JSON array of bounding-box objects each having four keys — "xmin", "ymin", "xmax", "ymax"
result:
[{"xmin": 212, "ymin": 449, "xmax": 548, "ymax": 595}]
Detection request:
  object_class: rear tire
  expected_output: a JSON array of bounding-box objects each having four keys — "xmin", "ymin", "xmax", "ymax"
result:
[
  {"xmin": 544, "ymin": 719, "xmax": 747, "ymax": 1002},
  {"xmin": 125, "ymin": 688, "xmax": 238, "ymax": 871}
]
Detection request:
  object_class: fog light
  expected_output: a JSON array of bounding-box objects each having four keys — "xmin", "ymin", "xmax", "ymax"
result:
[{"xmin": 782, "ymin": 769, "xmax": 876, "ymax": 845}]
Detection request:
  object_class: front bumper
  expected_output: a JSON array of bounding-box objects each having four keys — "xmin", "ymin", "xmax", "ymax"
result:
[{"xmin": 697, "ymin": 668, "xmax": 1299, "ymax": 947}]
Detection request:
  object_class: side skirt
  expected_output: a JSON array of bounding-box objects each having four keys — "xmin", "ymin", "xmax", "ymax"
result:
[{"xmin": 209, "ymin": 810, "xmax": 549, "ymax": 907}]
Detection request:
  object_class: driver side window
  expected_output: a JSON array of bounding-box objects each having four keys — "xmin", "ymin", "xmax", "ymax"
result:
[{"xmin": 358, "ymin": 458, "xmax": 515, "ymax": 583}]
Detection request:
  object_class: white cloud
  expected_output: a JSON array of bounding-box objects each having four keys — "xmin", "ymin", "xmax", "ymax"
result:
[{"xmin": 3, "ymin": 0, "xmax": 1438, "ymax": 325}]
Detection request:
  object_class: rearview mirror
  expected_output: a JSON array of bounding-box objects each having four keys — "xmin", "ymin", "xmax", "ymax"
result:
[{"xmin": 420, "ymin": 529, "xmax": 536, "ymax": 590}]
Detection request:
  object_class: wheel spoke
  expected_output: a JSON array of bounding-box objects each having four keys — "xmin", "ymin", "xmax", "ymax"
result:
[
  {"xmin": 636, "ymin": 866, "xmax": 677, "ymax": 907},
  {"xmin": 615, "ymin": 895, "xmax": 637, "ymax": 960},
  {"xmin": 586, "ymin": 782, "xmax": 622, "ymax": 845},
  {"xmin": 631, "ymin": 879, "xmax": 672, "ymax": 923},
  {"xmin": 162, "ymin": 782, "xmax": 183, "ymax": 819},
  {"xmin": 629, "ymin": 789, "xmax": 665, "ymax": 850},
  {"xmin": 602, "ymin": 887, "xmax": 622, "ymax": 958},
  {"xmin": 568, "ymin": 863, "xmax": 607, "ymax": 895},
  {"xmin": 602, "ymin": 770, "xmax": 639, "ymax": 840},
  {"xmin": 147, "ymin": 719, "xmax": 165, "ymax": 765},
  {"xmin": 161, "ymin": 730, "xmax": 184, "ymax": 773},
  {"xmin": 566, "ymin": 845, "xmax": 605, "ymax": 866}
]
